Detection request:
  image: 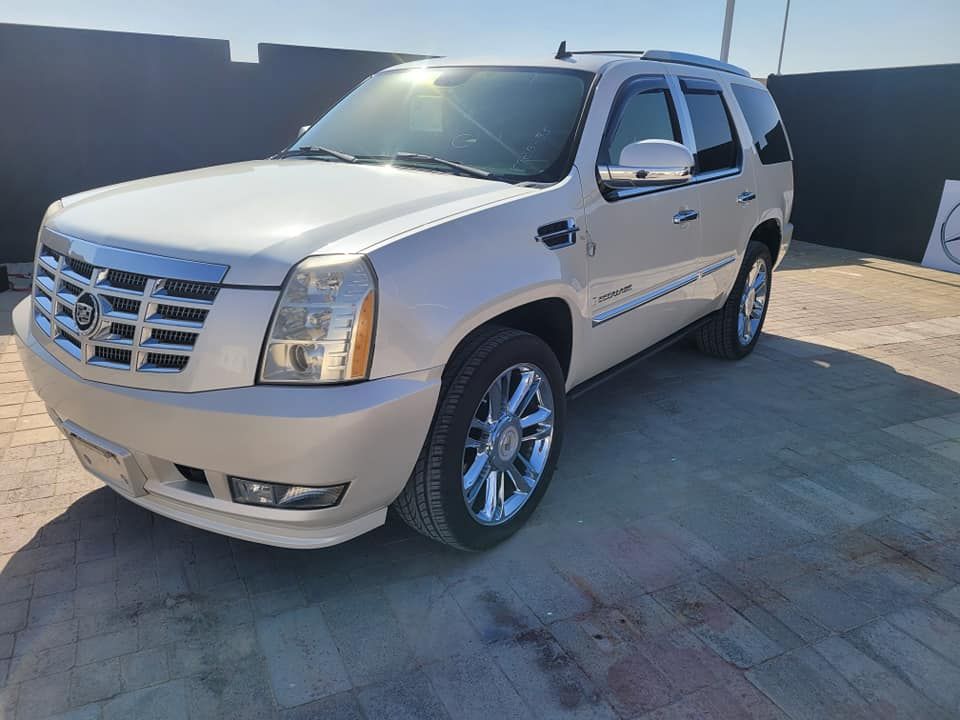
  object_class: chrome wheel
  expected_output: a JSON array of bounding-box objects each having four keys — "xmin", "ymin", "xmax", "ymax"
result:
[
  {"xmin": 462, "ymin": 363, "xmax": 555, "ymax": 526},
  {"xmin": 737, "ymin": 256, "xmax": 768, "ymax": 345}
]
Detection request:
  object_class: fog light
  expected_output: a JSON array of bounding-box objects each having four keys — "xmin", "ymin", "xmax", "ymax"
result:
[{"xmin": 229, "ymin": 477, "xmax": 347, "ymax": 509}]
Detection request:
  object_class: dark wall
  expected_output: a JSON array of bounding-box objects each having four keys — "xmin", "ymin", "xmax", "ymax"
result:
[
  {"xmin": 4, "ymin": 24, "xmax": 956, "ymax": 264},
  {"xmin": 768, "ymin": 64, "xmax": 960, "ymax": 262},
  {"xmin": 0, "ymin": 23, "xmax": 422, "ymax": 262}
]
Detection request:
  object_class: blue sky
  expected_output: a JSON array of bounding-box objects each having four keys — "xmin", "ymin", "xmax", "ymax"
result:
[{"xmin": 2, "ymin": 0, "xmax": 957, "ymax": 76}]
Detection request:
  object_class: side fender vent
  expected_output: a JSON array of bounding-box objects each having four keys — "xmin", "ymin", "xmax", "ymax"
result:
[{"xmin": 535, "ymin": 219, "xmax": 579, "ymax": 249}]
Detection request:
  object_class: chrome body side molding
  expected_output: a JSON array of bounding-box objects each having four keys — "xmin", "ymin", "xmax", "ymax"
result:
[{"xmin": 592, "ymin": 255, "xmax": 736, "ymax": 326}]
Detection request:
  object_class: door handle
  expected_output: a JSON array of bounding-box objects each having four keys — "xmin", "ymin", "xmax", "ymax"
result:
[
  {"xmin": 673, "ymin": 209, "xmax": 699, "ymax": 225},
  {"xmin": 737, "ymin": 191, "xmax": 756, "ymax": 205}
]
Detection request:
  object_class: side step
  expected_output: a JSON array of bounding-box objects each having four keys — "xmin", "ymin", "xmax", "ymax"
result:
[{"xmin": 567, "ymin": 311, "xmax": 718, "ymax": 400}]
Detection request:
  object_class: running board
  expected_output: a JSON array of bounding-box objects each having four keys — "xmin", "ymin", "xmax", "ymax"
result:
[{"xmin": 567, "ymin": 311, "xmax": 719, "ymax": 400}]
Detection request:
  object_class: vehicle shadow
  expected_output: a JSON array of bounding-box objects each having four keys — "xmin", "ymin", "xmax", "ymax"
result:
[{"xmin": 2, "ymin": 333, "xmax": 959, "ymax": 717}]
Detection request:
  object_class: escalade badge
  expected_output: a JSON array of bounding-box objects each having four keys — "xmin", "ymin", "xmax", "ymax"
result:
[{"xmin": 73, "ymin": 292, "xmax": 101, "ymax": 335}]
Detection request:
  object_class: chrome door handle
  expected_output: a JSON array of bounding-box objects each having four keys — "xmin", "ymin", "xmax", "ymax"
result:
[
  {"xmin": 737, "ymin": 191, "xmax": 756, "ymax": 205},
  {"xmin": 673, "ymin": 209, "xmax": 699, "ymax": 225}
]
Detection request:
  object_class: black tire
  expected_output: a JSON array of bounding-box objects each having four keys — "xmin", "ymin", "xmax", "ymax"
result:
[
  {"xmin": 393, "ymin": 326, "xmax": 566, "ymax": 550},
  {"xmin": 696, "ymin": 240, "xmax": 773, "ymax": 360}
]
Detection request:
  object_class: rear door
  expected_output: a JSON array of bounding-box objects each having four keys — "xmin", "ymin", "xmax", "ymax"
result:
[
  {"xmin": 730, "ymin": 82, "xmax": 795, "ymax": 262},
  {"xmin": 676, "ymin": 76, "xmax": 758, "ymax": 305}
]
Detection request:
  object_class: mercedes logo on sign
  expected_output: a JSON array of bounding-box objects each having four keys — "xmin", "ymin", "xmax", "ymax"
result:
[
  {"xmin": 942, "ymin": 201, "xmax": 960, "ymax": 267},
  {"xmin": 73, "ymin": 292, "xmax": 101, "ymax": 336}
]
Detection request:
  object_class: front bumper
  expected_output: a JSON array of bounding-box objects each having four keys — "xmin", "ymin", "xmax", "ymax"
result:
[{"xmin": 13, "ymin": 298, "xmax": 441, "ymax": 548}]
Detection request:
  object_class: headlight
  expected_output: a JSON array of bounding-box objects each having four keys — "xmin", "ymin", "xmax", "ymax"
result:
[{"xmin": 259, "ymin": 255, "xmax": 377, "ymax": 384}]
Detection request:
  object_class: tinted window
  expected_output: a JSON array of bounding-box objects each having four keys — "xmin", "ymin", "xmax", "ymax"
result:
[
  {"xmin": 295, "ymin": 67, "xmax": 593, "ymax": 183},
  {"xmin": 732, "ymin": 84, "xmax": 791, "ymax": 164},
  {"xmin": 602, "ymin": 87, "xmax": 680, "ymax": 165},
  {"xmin": 681, "ymin": 79, "xmax": 740, "ymax": 174}
]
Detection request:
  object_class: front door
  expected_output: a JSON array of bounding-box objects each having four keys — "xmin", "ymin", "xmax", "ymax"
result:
[{"xmin": 580, "ymin": 74, "xmax": 705, "ymax": 379}]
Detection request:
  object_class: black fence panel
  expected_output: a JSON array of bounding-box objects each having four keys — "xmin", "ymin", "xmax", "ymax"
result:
[
  {"xmin": 0, "ymin": 23, "xmax": 422, "ymax": 262},
  {"xmin": 5, "ymin": 23, "xmax": 956, "ymax": 265},
  {"xmin": 768, "ymin": 64, "xmax": 960, "ymax": 262}
]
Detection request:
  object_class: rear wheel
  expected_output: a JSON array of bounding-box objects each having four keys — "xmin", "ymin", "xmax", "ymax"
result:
[
  {"xmin": 394, "ymin": 327, "xmax": 565, "ymax": 550},
  {"xmin": 696, "ymin": 240, "xmax": 773, "ymax": 359}
]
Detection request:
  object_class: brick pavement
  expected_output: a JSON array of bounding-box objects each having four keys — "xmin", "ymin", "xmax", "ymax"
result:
[{"xmin": 1, "ymin": 241, "xmax": 959, "ymax": 719}]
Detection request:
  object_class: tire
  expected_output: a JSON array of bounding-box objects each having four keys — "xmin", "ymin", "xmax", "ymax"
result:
[
  {"xmin": 696, "ymin": 240, "xmax": 773, "ymax": 360},
  {"xmin": 393, "ymin": 326, "xmax": 566, "ymax": 550}
]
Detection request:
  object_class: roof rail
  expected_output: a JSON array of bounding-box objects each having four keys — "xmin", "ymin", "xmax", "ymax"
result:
[
  {"xmin": 553, "ymin": 42, "xmax": 750, "ymax": 78},
  {"xmin": 641, "ymin": 50, "xmax": 750, "ymax": 78}
]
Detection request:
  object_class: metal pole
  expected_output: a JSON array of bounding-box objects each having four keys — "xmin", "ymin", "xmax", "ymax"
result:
[
  {"xmin": 720, "ymin": 0, "xmax": 736, "ymax": 61},
  {"xmin": 777, "ymin": 0, "xmax": 792, "ymax": 74}
]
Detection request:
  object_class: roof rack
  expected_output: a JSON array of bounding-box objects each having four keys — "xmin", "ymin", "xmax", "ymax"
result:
[{"xmin": 554, "ymin": 41, "xmax": 750, "ymax": 78}]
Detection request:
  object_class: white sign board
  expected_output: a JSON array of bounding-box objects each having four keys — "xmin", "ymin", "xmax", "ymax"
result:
[{"xmin": 922, "ymin": 179, "xmax": 960, "ymax": 274}]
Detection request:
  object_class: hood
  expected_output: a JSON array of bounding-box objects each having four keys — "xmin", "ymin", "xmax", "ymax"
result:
[{"xmin": 51, "ymin": 160, "xmax": 535, "ymax": 285}]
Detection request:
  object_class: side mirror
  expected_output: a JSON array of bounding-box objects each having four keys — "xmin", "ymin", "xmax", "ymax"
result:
[
  {"xmin": 296, "ymin": 124, "xmax": 311, "ymax": 140},
  {"xmin": 598, "ymin": 139, "xmax": 694, "ymax": 190}
]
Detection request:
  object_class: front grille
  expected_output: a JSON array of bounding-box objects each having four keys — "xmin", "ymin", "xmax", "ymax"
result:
[
  {"xmin": 148, "ymin": 328, "xmax": 197, "ymax": 347},
  {"xmin": 106, "ymin": 295, "xmax": 140, "ymax": 315},
  {"xmin": 158, "ymin": 279, "xmax": 219, "ymax": 302},
  {"xmin": 62, "ymin": 279, "xmax": 83, "ymax": 297},
  {"xmin": 110, "ymin": 322, "xmax": 137, "ymax": 340},
  {"xmin": 92, "ymin": 346, "xmax": 132, "ymax": 367},
  {"xmin": 66, "ymin": 257, "xmax": 94, "ymax": 279},
  {"xmin": 106, "ymin": 269, "xmax": 149, "ymax": 292},
  {"xmin": 153, "ymin": 304, "xmax": 208, "ymax": 325},
  {"xmin": 32, "ymin": 242, "xmax": 223, "ymax": 375},
  {"xmin": 144, "ymin": 352, "xmax": 189, "ymax": 371}
]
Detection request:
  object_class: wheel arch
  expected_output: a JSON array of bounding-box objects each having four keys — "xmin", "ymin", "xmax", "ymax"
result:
[
  {"xmin": 444, "ymin": 296, "xmax": 575, "ymax": 382},
  {"xmin": 749, "ymin": 216, "xmax": 783, "ymax": 266}
]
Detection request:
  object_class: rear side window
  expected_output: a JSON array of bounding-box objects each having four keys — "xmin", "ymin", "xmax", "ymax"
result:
[
  {"xmin": 680, "ymin": 77, "xmax": 740, "ymax": 174},
  {"xmin": 731, "ymin": 84, "xmax": 792, "ymax": 165},
  {"xmin": 600, "ymin": 76, "xmax": 680, "ymax": 166}
]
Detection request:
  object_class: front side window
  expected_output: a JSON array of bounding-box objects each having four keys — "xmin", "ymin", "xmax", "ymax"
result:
[
  {"xmin": 292, "ymin": 66, "xmax": 594, "ymax": 183},
  {"xmin": 599, "ymin": 76, "xmax": 680, "ymax": 166},
  {"xmin": 731, "ymin": 84, "xmax": 792, "ymax": 165},
  {"xmin": 681, "ymin": 77, "xmax": 740, "ymax": 174}
]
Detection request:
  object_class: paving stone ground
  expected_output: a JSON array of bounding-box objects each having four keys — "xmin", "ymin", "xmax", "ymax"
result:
[{"xmin": 1, "ymin": 240, "xmax": 960, "ymax": 719}]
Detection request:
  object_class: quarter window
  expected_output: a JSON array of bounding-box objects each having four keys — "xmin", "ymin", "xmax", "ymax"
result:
[
  {"xmin": 731, "ymin": 84, "xmax": 792, "ymax": 165},
  {"xmin": 681, "ymin": 78, "xmax": 740, "ymax": 174},
  {"xmin": 600, "ymin": 77, "xmax": 680, "ymax": 166}
]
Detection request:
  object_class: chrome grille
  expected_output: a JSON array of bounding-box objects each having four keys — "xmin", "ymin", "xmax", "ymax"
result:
[
  {"xmin": 106, "ymin": 295, "xmax": 140, "ymax": 315},
  {"xmin": 144, "ymin": 352, "xmax": 189, "ymax": 371},
  {"xmin": 32, "ymin": 241, "xmax": 223, "ymax": 375},
  {"xmin": 109, "ymin": 322, "xmax": 137, "ymax": 340},
  {"xmin": 66, "ymin": 257, "xmax": 94, "ymax": 280},
  {"xmin": 153, "ymin": 304, "xmax": 207, "ymax": 325},
  {"xmin": 92, "ymin": 346, "xmax": 132, "ymax": 368},
  {"xmin": 147, "ymin": 328, "xmax": 197, "ymax": 347},
  {"xmin": 105, "ymin": 269, "xmax": 149, "ymax": 292},
  {"xmin": 157, "ymin": 279, "xmax": 219, "ymax": 302}
]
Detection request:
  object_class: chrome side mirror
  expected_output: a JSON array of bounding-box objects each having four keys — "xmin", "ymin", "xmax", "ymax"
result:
[
  {"xmin": 598, "ymin": 139, "xmax": 694, "ymax": 190},
  {"xmin": 296, "ymin": 124, "xmax": 311, "ymax": 140}
]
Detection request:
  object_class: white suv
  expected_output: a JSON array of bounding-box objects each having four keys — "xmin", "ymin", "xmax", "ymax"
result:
[{"xmin": 15, "ymin": 47, "xmax": 793, "ymax": 550}]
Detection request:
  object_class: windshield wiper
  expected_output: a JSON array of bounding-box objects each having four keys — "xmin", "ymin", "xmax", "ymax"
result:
[
  {"xmin": 386, "ymin": 152, "xmax": 493, "ymax": 179},
  {"xmin": 278, "ymin": 145, "xmax": 356, "ymax": 163}
]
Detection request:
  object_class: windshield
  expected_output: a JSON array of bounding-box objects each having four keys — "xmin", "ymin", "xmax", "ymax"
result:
[{"xmin": 290, "ymin": 66, "xmax": 594, "ymax": 183}]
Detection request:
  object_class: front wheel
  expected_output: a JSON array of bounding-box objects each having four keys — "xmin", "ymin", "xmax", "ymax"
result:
[
  {"xmin": 696, "ymin": 240, "xmax": 773, "ymax": 360},
  {"xmin": 394, "ymin": 327, "xmax": 566, "ymax": 550}
]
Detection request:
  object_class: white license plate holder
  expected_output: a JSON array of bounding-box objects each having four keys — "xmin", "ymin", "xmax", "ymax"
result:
[{"xmin": 63, "ymin": 421, "xmax": 147, "ymax": 497}]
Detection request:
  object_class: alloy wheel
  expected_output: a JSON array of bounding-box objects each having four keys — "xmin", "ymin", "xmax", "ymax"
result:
[
  {"xmin": 461, "ymin": 363, "xmax": 555, "ymax": 525},
  {"xmin": 737, "ymin": 256, "xmax": 769, "ymax": 345}
]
